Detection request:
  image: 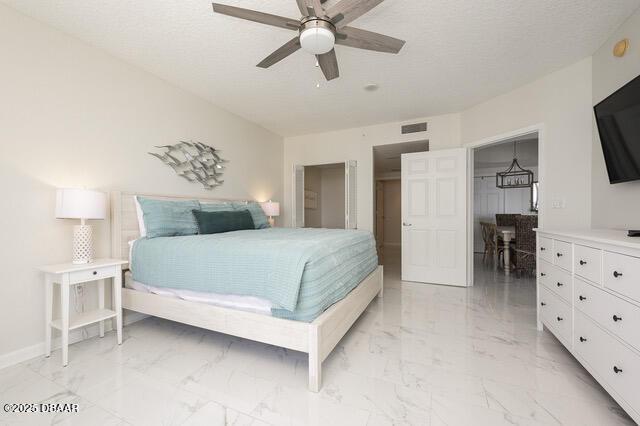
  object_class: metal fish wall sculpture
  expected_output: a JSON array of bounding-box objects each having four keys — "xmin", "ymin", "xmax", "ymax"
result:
[{"xmin": 149, "ymin": 141, "xmax": 228, "ymax": 190}]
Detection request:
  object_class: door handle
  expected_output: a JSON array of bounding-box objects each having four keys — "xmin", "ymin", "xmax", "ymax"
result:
[{"xmin": 403, "ymin": 222, "xmax": 412, "ymax": 227}]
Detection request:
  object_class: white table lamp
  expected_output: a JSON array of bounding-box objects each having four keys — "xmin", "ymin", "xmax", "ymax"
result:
[
  {"xmin": 56, "ymin": 188, "xmax": 107, "ymax": 264},
  {"xmin": 261, "ymin": 200, "xmax": 280, "ymax": 227}
]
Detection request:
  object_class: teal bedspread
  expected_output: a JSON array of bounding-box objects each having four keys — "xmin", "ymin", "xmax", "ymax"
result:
[{"xmin": 131, "ymin": 228, "xmax": 378, "ymax": 321}]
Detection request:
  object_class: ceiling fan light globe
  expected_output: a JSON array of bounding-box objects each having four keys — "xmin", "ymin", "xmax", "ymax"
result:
[{"xmin": 300, "ymin": 27, "xmax": 335, "ymax": 55}]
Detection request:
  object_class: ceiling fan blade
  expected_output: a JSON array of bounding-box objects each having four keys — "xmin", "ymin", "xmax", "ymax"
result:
[
  {"xmin": 311, "ymin": 0, "xmax": 325, "ymax": 16},
  {"xmin": 257, "ymin": 37, "xmax": 302, "ymax": 68},
  {"xmin": 316, "ymin": 49, "xmax": 339, "ymax": 81},
  {"xmin": 295, "ymin": 0, "xmax": 310, "ymax": 16},
  {"xmin": 325, "ymin": 0, "xmax": 384, "ymax": 28},
  {"xmin": 212, "ymin": 3, "xmax": 300, "ymax": 31},
  {"xmin": 336, "ymin": 26, "xmax": 405, "ymax": 53}
]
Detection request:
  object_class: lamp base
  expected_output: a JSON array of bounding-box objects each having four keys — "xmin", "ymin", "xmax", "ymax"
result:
[{"xmin": 73, "ymin": 224, "xmax": 94, "ymax": 264}]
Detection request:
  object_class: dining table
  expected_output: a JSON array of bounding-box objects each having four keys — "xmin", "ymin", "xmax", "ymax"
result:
[{"xmin": 497, "ymin": 225, "xmax": 516, "ymax": 274}]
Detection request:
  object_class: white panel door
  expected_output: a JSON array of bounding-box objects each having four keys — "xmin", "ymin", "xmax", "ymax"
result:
[
  {"xmin": 345, "ymin": 160, "xmax": 357, "ymax": 229},
  {"xmin": 292, "ymin": 165, "xmax": 305, "ymax": 228},
  {"xmin": 401, "ymin": 149, "xmax": 468, "ymax": 286}
]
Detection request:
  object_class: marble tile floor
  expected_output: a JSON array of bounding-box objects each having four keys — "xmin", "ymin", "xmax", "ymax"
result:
[{"xmin": 0, "ymin": 251, "xmax": 635, "ymax": 426}]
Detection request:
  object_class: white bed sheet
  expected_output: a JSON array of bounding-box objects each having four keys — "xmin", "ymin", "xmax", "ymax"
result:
[{"xmin": 124, "ymin": 272, "xmax": 273, "ymax": 315}]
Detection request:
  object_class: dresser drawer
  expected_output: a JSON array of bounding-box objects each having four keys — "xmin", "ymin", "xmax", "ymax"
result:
[
  {"xmin": 539, "ymin": 286, "xmax": 572, "ymax": 346},
  {"xmin": 603, "ymin": 251, "xmax": 640, "ymax": 303},
  {"xmin": 69, "ymin": 265, "xmax": 117, "ymax": 284},
  {"xmin": 553, "ymin": 239, "xmax": 572, "ymax": 271},
  {"xmin": 548, "ymin": 265, "xmax": 572, "ymax": 302},
  {"xmin": 537, "ymin": 259, "xmax": 553, "ymax": 288},
  {"xmin": 538, "ymin": 236, "xmax": 553, "ymax": 263},
  {"xmin": 574, "ymin": 244, "xmax": 601, "ymax": 284},
  {"xmin": 574, "ymin": 310, "xmax": 640, "ymax": 414},
  {"xmin": 575, "ymin": 278, "xmax": 640, "ymax": 351}
]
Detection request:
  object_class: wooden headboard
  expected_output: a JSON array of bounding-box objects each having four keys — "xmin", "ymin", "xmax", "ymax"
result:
[{"xmin": 110, "ymin": 191, "xmax": 251, "ymax": 260}]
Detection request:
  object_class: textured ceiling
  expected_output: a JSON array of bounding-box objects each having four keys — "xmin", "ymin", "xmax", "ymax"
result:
[{"xmin": 4, "ymin": 0, "xmax": 638, "ymax": 136}]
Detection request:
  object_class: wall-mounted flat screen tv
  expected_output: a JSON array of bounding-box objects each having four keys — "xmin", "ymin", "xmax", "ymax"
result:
[{"xmin": 594, "ymin": 74, "xmax": 640, "ymax": 184}]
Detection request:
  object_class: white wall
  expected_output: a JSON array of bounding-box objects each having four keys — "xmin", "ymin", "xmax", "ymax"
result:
[
  {"xmin": 320, "ymin": 167, "xmax": 345, "ymax": 229},
  {"xmin": 591, "ymin": 8, "xmax": 640, "ymax": 230},
  {"xmin": 284, "ymin": 113, "xmax": 462, "ymax": 231},
  {"xmin": 0, "ymin": 5, "xmax": 283, "ymax": 361},
  {"xmin": 461, "ymin": 58, "xmax": 593, "ymax": 230}
]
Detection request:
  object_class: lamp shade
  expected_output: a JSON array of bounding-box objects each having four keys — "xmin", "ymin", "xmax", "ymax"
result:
[
  {"xmin": 260, "ymin": 200, "xmax": 280, "ymax": 217},
  {"xmin": 55, "ymin": 188, "xmax": 107, "ymax": 220}
]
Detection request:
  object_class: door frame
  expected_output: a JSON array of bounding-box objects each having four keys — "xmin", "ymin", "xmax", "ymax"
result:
[{"xmin": 464, "ymin": 123, "xmax": 545, "ymax": 287}]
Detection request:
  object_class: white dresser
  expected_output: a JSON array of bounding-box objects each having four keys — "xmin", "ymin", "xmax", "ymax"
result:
[{"xmin": 536, "ymin": 229, "xmax": 640, "ymax": 423}]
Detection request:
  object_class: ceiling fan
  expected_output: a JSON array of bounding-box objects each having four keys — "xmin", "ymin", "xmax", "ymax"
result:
[{"xmin": 211, "ymin": 0, "xmax": 406, "ymax": 81}]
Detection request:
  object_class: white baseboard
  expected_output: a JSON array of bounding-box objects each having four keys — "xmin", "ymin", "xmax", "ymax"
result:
[{"xmin": 0, "ymin": 310, "xmax": 148, "ymax": 371}]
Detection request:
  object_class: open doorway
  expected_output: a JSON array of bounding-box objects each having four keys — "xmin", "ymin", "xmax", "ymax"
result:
[
  {"xmin": 292, "ymin": 161, "xmax": 357, "ymax": 229},
  {"xmin": 471, "ymin": 132, "xmax": 540, "ymax": 284},
  {"xmin": 303, "ymin": 163, "xmax": 345, "ymax": 229},
  {"xmin": 373, "ymin": 140, "xmax": 429, "ymax": 266}
]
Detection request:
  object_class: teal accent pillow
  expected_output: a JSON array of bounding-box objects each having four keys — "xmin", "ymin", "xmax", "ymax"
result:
[
  {"xmin": 137, "ymin": 197, "xmax": 200, "ymax": 238},
  {"xmin": 232, "ymin": 201, "xmax": 270, "ymax": 229},
  {"xmin": 192, "ymin": 209, "xmax": 255, "ymax": 234},
  {"xmin": 200, "ymin": 202, "xmax": 235, "ymax": 213}
]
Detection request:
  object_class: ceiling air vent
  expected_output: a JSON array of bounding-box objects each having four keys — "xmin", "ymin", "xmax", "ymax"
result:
[{"xmin": 401, "ymin": 122, "xmax": 427, "ymax": 134}]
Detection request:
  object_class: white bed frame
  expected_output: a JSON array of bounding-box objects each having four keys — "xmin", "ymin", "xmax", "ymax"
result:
[{"xmin": 110, "ymin": 191, "xmax": 383, "ymax": 392}]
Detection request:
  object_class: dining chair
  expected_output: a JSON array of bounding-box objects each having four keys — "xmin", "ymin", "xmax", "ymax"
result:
[{"xmin": 480, "ymin": 222, "xmax": 497, "ymax": 263}]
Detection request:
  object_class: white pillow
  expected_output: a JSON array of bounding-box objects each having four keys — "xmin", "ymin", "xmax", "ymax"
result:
[{"xmin": 134, "ymin": 196, "xmax": 147, "ymax": 237}]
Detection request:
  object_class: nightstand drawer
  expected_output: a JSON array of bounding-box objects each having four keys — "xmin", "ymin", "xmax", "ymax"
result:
[
  {"xmin": 69, "ymin": 265, "xmax": 116, "ymax": 284},
  {"xmin": 574, "ymin": 244, "xmax": 601, "ymax": 284}
]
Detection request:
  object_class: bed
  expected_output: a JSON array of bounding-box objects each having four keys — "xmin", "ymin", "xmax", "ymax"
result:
[{"xmin": 110, "ymin": 191, "xmax": 383, "ymax": 391}]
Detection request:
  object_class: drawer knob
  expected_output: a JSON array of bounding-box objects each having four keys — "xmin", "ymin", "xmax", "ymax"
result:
[
  {"xmin": 556, "ymin": 282, "xmax": 563, "ymax": 287},
  {"xmin": 540, "ymin": 302, "xmax": 546, "ymax": 307},
  {"xmin": 540, "ymin": 273, "xmax": 546, "ymax": 277},
  {"xmin": 613, "ymin": 271, "xmax": 623, "ymax": 278},
  {"xmin": 92, "ymin": 271, "xmax": 97, "ymax": 275},
  {"xmin": 613, "ymin": 366, "xmax": 623, "ymax": 374},
  {"xmin": 579, "ymin": 260, "xmax": 587, "ymax": 265},
  {"xmin": 579, "ymin": 336, "xmax": 587, "ymax": 342},
  {"xmin": 579, "ymin": 295, "xmax": 587, "ymax": 301},
  {"xmin": 557, "ymin": 316, "xmax": 563, "ymax": 322},
  {"xmin": 613, "ymin": 315, "xmax": 623, "ymax": 322},
  {"xmin": 540, "ymin": 247, "xmax": 546, "ymax": 251},
  {"xmin": 556, "ymin": 252, "xmax": 563, "ymax": 257}
]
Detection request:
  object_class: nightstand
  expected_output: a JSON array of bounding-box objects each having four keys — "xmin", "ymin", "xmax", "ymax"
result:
[{"xmin": 38, "ymin": 259, "xmax": 128, "ymax": 366}]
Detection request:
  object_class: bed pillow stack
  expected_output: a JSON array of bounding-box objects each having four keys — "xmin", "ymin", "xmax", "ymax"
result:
[{"xmin": 137, "ymin": 197, "xmax": 269, "ymax": 238}]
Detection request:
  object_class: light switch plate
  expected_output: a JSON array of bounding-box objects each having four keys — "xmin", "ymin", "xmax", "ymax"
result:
[{"xmin": 552, "ymin": 198, "xmax": 565, "ymax": 209}]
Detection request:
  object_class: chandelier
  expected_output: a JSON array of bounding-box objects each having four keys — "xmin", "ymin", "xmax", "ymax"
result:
[{"xmin": 496, "ymin": 141, "xmax": 534, "ymax": 189}]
